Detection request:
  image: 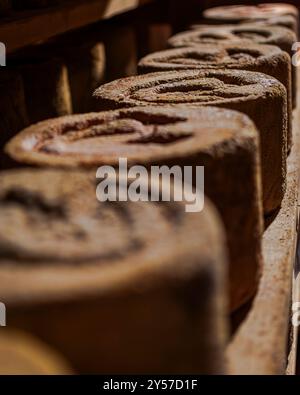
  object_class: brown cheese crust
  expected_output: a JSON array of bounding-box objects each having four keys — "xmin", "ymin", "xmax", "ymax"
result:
[
  {"xmin": 93, "ymin": 70, "xmax": 287, "ymax": 215},
  {"xmin": 168, "ymin": 24, "xmax": 296, "ymax": 55},
  {"xmin": 0, "ymin": 168, "xmax": 228, "ymax": 374},
  {"xmin": 203, "ymin": 3, "xmax": 299, "ymax": 24},
  {"xmin": 168, "ymin": 24, "xmax": 297, "ymax": 108},
  {"xmin": 5, "ymin": 106, "xmax": 263, "ymax": 311},
  {"xmin": 138, "ymin": 43, "xmax": 292, "ymax": 129}
]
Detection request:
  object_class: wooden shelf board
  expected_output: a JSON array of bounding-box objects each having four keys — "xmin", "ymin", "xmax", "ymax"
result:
[
  {"xmin": 227, "ymin": 81, "xmax": 300, "ymax": 375},
  {"xmin": 0, "ymin": 0, "xmax": 153, "ymax": 53}
]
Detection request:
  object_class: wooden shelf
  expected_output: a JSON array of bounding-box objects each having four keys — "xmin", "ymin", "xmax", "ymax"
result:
[
  {"xmin": 0, "ymin": 0, "xmax": 153, "ymax": 54},
  {"xmin": 227, "ymin": 81, "xmax": 300, "ymax": 375}
]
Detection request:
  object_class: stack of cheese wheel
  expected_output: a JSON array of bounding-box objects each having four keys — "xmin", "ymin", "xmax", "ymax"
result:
[
  {"xmin": 168, "ymin": 23, "xmax": 297, "ymax": 108},
  {"xmin": 138, "ymin": 42, "xmax": 292, "ymax": 149},
  {"xmin": 5, "ymin": 106, "xmax": 263, "ymax": 312},
  {"xmin": 202, "ymin": 3, "xmax": 299, "ymax": 36},
  {"xmin": 2, "ymin": 1, "xmax": 298, "ymax": 375},
  {"xmin": 92, "ymin": 70, "xmax": 287, "ymax": 218}
]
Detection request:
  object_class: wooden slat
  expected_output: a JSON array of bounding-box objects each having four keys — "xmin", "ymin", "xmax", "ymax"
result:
[
  {"xmin": 0, "ymin": 0, "xmax": 153, "ymax": 53},
  {"xmin": 287, "ymin": 194, "xmax": 300, "ymax": 374},
  {"xmin": 227, "ymin": 79, "xmax": 300, "ymax": 375}
]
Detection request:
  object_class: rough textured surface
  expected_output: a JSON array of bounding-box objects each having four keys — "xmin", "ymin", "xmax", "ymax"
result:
[
  {"xmin": 168, "ymin": 24, "xmax": 296, "ymax": 56},
  {"xmin": 0, "ymin": 330, "xmax": 72, "ymax": 374},
  {"xmin": 0, "ymin": 168, "xmax": 228, "ymax": 374},
  {"xmin": 94, "ymin": 70, "xmax": 288, "ymax": 215},
  {"xmin": 193, "ymin": 16, "xmax": 298, "ymax": 37},
  {"xmin": 168, "ymin": 24, "xmax": 297, "ymax": 109},
  {"xmin": 250, "ymin": 15, "xmax": 298, "ymax": 37},
  {"xmin": 5, "ymin": 106, "xmax": 263, "ymax": 311},
  {"xmin": 227, "ymin": 86, "xmax": 300, "ymax": 374},
  {"xmin": 139, "ymin": 43, "xmax": 289, "ymax": 75},
  {"xmin": 202, "ymin": 3, "xmax": 299, "ymax": 35},
  {"xmin": 138, "ymin": 43, "xmax": 292, "ymax": 144}
]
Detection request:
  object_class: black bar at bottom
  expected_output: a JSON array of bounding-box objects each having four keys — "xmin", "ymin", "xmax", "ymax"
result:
[{"xmin": 0, "ymin": 375, "xmax": 296, "ymax": 393}]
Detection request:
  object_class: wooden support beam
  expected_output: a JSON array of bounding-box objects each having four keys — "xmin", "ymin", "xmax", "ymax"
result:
[
  {"xmin": 0, "ymin": 0, "xmax": 153, "ymax": 53},
  {"xmin": 227, "ymin": 76, "xmax": 300, "ymax": 375}
]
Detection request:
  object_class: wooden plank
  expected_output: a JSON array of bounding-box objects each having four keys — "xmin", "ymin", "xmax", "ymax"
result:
[
  {"xmin": 0, "ymin": 0, "xmax": 153, "ymax": 53},
  {"xmin": 227, "ymin": 79, "xmax": 300, "ymax": 375},
  {"xmin": 287, "ymin": 198, "xmax": 300, "ymax": 374},
  {"xmin": 286, "ymin": 310, "xmax": 297, "ymax": 375}
]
